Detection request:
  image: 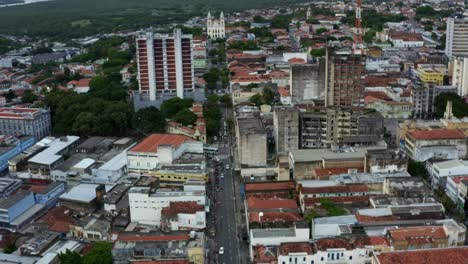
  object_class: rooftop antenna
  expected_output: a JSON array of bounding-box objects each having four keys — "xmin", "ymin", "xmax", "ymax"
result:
[{"xmin": 353, "ymin": 0, "xmax": 364, "ymax": 54}]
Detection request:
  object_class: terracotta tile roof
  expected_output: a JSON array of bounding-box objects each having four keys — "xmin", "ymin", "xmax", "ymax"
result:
[
  {"xmin": 450, "ymin": 176, "xmax": 468, "ymax": 184},
  {"xmin": 67, "ymin": 78, "xmax": 90, "ymax": 87},
  {"xmin": 315, "ymin": 238, "xmax": 353, "ymax": 251},
  {"xmin": 374, "ymin": 247, "xmax": 468, "ymax": 264},
  {"xmin": 37, "ymin": 206, "xmax": 74, "ymax": 233},
  {"xmin": 288, "ymin": 58, "xmax": 306, "ymax": 64},
  {"xmin": 130, "ymin": 134, "xmax": 195, "ymax": 153},
  {"xmin": 161, "ymin": 201, "xmax": 204, "ymax": 217},
  {"xmin": 117, "ymin": 233, "xmax": 190, "ymax": 242},
  {"xmin": 390, "ymin": 31, "xmax": 424, "ymax": 42},
  {"xmin": 279, "ymin": 242, "xmax": 313, "ymax": 255},
  {"xmin": 254, "ymin": 245, "xmax": 277, "ymax": 263},
  {"xmin": 245, "ymin": 181, "xmax": 295, "ymax": 192},
  {"xmin": 387, "ymin": 226, "xmax": 447, "ymax": 243},
  {"xmin": 365, "ymin": 76, "xmax": 397, "ymax": 87},
  {"xmin": 301, "ymin": 184, "xmax": 368, "ymax": 194},
  {"xmin": 278, "ymin": 86, "xmax": 291, "ymax": 97},
  {"xmin": 401, "ymin": 89, "xmax": 411, "ymax": 97},
  {"xmin": 304, "ymin": 196, "xmax": 371, "ymax": 207},
  {"xmin": 247, "ymin": 197, "xmax": 298, "ymax": 210},
  {"xmin": 408, "ymin": 129, "xmax": 465, "ymax": 140},
  {"xmin": 249, "ymin": 211, "xmax": 302, "ymax": 223},
  {"xmin": 246, "ymin": 192, "xmax": 291, "ymax": 200},
  {"xmin": 355, "ymin": 212, "xmax": 398, "ymax": 223},
  {"xmin": 364, "ymin": 91, "xmax": 392, "ymax": 101},
  {"xmin": 353, "ymin": 236, "xmax": 390, "ymax": 248}
]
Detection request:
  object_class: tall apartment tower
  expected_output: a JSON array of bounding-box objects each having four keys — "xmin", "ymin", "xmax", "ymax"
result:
[
  {"xmin": 136, "ymin": 29, "xmax": 194, "ymax": 101},
  {"xmin": 452, "ymin": 57, "xmax": 468, "ymax": 96},
  {"xmin": 273, "ymin": 106, "xmax": 299, "ymax": 154},
  {"xmin": 446, "ymin": 15, "xmax": 468, "ymax": 58},
  {"xmin": 207, "ymin": 12, "xmax": 225, "ymax": 39},
  {"xmin": 325, "ymin": 45, "xmax": 366, "ymax": 107}
]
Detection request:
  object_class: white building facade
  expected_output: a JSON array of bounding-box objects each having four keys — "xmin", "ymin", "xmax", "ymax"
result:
[
  {"xmin": 128, "ymin": 186, "xmax": 206, "ymax": 226},
  {"xmin": 451, "ymin": 57, "xmax": 468, "ymax": 96},
  {"xmin": 207, "ymin": 12, "xmax": 225, "ymax": 39},
  {"xmin": 446, "ymin": 16, "xmax": 468, "ymax": 58}
]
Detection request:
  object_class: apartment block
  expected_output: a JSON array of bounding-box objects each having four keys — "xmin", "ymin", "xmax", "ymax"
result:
[
  {"xmin": 325, "ymin": 45, "xmax": 366, "ymax": 107},
  {"xmin": 0, "ymin": 107, "xmax": 51, "ymax": 141}
]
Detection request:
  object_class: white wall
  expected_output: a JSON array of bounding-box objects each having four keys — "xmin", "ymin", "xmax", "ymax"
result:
[
  {"xmin": 129, "ymin": 189, "xmax": 206, "ymax": 226},
  {"xmin": 278, "ymin": 248, "xmax": 370, "ymax": 264},
  {"xmin": 249, "ymin": 227, "xmax": 310, "ymax": 261}
]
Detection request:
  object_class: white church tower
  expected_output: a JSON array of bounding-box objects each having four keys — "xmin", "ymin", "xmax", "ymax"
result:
[
  {"xmin": 306, "ymin": 7, "xmax": 311, "ymax": 20},
  {"xmin": 207, "ymin": 12, "xmax": 225, "ymax": 39}
]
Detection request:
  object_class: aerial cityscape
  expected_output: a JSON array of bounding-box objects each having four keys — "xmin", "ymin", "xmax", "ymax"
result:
[{"xmin": 0, "ymin": 0, "xmax": 468, "ymax": 263}]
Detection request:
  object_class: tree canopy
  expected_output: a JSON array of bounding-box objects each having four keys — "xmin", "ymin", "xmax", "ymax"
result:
[
  {"xmin": 160, "ymin": 97, "xmax": 194, "ymax": 118},
  {"xmin": 204, "ymin": 95, "xmax": 222, "ymax": 137},
  {"xmin": 173, "ymin": 108, "xmax": 197, "ymax": 126},
  {"xmin": 434, "ymin": 92, "xmax": 468, "ymax": 118},
  {"xmin": 132, "ymin": 107, "xmax": 167, "ymax": 134}
]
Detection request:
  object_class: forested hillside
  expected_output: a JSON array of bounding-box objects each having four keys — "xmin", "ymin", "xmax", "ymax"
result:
[{"xmin": 0, "ymin": 0, "xmax": 308, "ymax": 39}]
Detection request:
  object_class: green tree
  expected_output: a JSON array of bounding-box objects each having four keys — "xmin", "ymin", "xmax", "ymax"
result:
[
  {"xmin": 424, "ymin": 25, "xmax": 433, "ymax": 31},
  {"xmin": 4, "ymin": 89, "xmax": 16, "ymax": 102},
  {"xmin": 220, "ymin": 94, "xmax": 232, "ymax": 107},
  {"xmin": 304, "ymin": 210, "xmax": 319, "ymax": 224},
  {"xmin": 363, "ymin": 30, "xmax": 376, "ymax": 43},
  {"xmin": 315, "ymin": 28, "xmax": 327, "ymax": 35},
  {"xmin": 310, "ymin": 48, "xmax": 325, "ymax": 57},
  {"xmin": 271, "ymin": 14, "xmax": 292, "ymax": 29},
  {"xmin": 83, "ymin": 242, "xmax": 112, "ymax": 264},
  {"xmin": 3, "ymin": 244, "xmax": 16, "ymax": 254},
  {"xmin": 227, "ymin": 40, "xmax": 259, "ymax": 50},
  {"xmin": 203, "ymin": 68, "xmax": 220, "ymax": 90},
  {"xmin": 132, "ymin": 107, "xmax": 166, "ymax": 134},
  {"xmin": 262, "ymin": 87, "xmax": 274, "ymax": 105},
  {"xmin": 58, "ymin": 249, "xmax": 83, "ymax": 264},
  {"xmin": 22, "ymin": 90, "xmax": 38, "ymax": 103},
  {"xmin": 204, "ymin": 95, "xmax": 221, "ymax": 137},
  {"xmin": 249, "ymin": 93, "xmax": 263, "ymax": 106},
  {"xmin": 434, "ymin": 92, "xmax": 468, "ymax": 118},
  {"xmin": 173, "ymin": 108, "xmax": 197, "ymax": 126},
  {"xmin": 408, "ymin": 159, "xmax": 429, "ymax": 180},
  {"xmin": 160, "ymin": 97, "xmax": 193, "ymax": 118}
]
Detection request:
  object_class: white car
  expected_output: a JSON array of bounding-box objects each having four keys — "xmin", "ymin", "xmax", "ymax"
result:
[
  {"xmin": 220, "ymin": 174, "xmax": 224, "ymax": 179},
  {"xmin": 219, "ymin": 247, "xmax": 224, "ymax": 255},
  {"xmin": 225, "ymin": 164, "xmax": 230, "ymax": 169}
]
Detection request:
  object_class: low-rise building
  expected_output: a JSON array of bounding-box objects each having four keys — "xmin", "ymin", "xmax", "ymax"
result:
[
  {"xmin": 112, "ymin": 231, "xmax": 205, "ymax": 264},
  {"xmin": 386, "ymin": 226, "xmax": 449, "ymax": 250},
  {"xmin": 403, "ymin": 128, "xmax": 466, "ymax": 162},
  {"xmin": 0, "ymin": 191, "xmax": 44, "ymax": 231},
  {"xmin": 364, "ymin": 149, "xmax": 408, "ymax": 173},
  {"xmin": 103, "ymin": 184, "xmax": 130, "ymax": 215},
  {"xmin": 372, "ymin": 247, "xmax": 468, "ymax": 264},
  {"xmin": 127, "ymin": 133, "xmax": 203, "ymax": 172},
  {"xmin": 0, "ymin": 107, "xmax": 51, "ymax": 141},
  {"xmin": 128, "ymin": 182, "xmax": 206, "ymax": 226},
  {"xmin": 26, "ymin": 136, "xmax": 80, "ymax": 179},
  {"xmin": 428, "ymin": 159, "xmax": 468, "ymax": 189},
  {"xmin": 161, "ymin": 201, "xmax": 206, "ymax": 231},
  {"xmin": 59, "ymin": 183, "xmax": 105, "ymax": 213}
]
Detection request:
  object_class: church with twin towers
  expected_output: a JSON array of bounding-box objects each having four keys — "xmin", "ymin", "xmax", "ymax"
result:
[{"xmin": 207, "ymin": 12, "xmax": 225, "ymax": 39}]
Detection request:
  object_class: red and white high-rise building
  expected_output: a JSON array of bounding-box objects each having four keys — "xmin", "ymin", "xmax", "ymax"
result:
[{"xmin": 136, "ymin": 29, "xmax": 194, "ymax": 101}]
